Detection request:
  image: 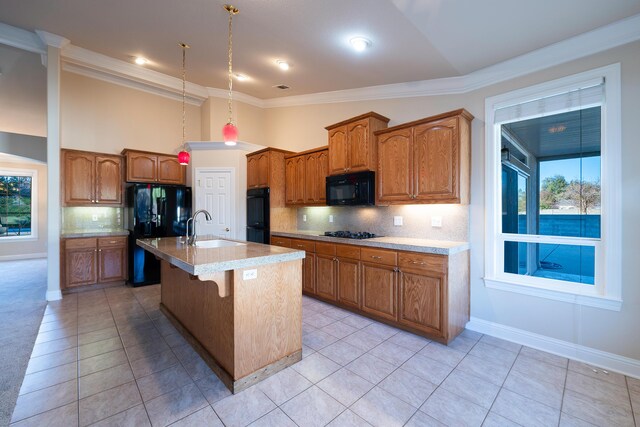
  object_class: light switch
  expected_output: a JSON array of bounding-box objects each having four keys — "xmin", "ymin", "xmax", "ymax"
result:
[
  {"xmin": 393, "ymin": 216, "xmax": 403, "ymax": 226},
  {"xmin": 431, "ymin": 216, "xmax": 442, "ymax": 228},
  {"xmin": 92, "ymin": 214, "xmax": 98, "ymax": 221},
  {"xmin": 243, "ymin": 269, "xmax": 257, "ymax": 280},
  {"xmin": 303, "ymin": 214, "xmax": 307, "ymax": 222},
  {"xmin": 329, "ymin": 215, "xmax": 334, "ymax": 223}
]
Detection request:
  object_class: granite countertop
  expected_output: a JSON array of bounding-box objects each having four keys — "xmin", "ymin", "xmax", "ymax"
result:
[
  {"xmin": 61, "ymin": 229, "xmax": 130, "ymax": 238},
  {"xmin": 271, "ymin": 230, "xmax": 469, "ymax": 255},
  {"xmin": 137, "ymin": 236, "xmax": 305, "ymax": 275}
]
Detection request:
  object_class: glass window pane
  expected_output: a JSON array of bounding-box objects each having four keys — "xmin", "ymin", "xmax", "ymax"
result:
[
  {"xmin": 500, "ymin": 106, "xmax": 601, "ymax": 239},
  {"xmin": 0, "ymin": 175, "xmax": 32, "ymax": 237},
  {"xmin": 503, "ymin": 241, "xmax": 595, "ymax": 285}
]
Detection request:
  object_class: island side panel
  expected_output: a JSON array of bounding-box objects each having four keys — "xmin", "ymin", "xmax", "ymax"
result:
[
  {"xmin": 233, "ymin": 259, "xmax": 302, "ymax": 380},
  {"xmin": 446, "ymin": 250, "xmax": 470, "ymax": 342},
  {"xmin": 160, "ymin": 261, "xmax": 235, "ymax": 375}
]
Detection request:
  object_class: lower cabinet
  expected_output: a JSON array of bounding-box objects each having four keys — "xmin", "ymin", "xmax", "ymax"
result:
[
  {"xmin": 361, "ymin": 262, "xmax": 397, "ymax": 321},
  {"xmin": 63, "ymin": 237, "xmax": 128, "ymax": 290},
  {"xmin": 270, "ymin": 234, "xmax": 469, "ymax": 343}
]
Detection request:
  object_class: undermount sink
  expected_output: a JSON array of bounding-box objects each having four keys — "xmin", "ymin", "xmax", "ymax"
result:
[{"xmin": 194, "ymin": 239, "xmax": 246, "ymax": 249}]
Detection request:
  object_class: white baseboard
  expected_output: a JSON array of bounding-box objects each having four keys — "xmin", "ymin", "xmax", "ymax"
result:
[
  {"xmin": 46, "ymin": 289, "xmax": 63, "ymax": 301},
  {"xmin": 0, "ymin": 252, "xmax": 47, "ymax": 261},
  {"xmin": 466, "ymin": 316, "xmax": 640, "ymax": 379}
]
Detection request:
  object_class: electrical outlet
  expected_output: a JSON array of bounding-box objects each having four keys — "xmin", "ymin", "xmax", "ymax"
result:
[
  {"xmin": 393, "ymin": 216, "xmax": 403, "ymax": 226},
  {"xmin": 329, "ymin": 215, "xmax": 334, "ymax": 223},
  {"xmin": 243, "ymin": 269, "xmax": 257, "ymax": 280},
  {"xmin": 303, "ymin": 214, "xmax": 307, "ymax": 222},
  {"xmin": 92, "ymin": 214, "xmax": 98, "ymax": 221},
  {"xmin": 431, "ymin": 216, "xmax": 442, "ymax": 228}
]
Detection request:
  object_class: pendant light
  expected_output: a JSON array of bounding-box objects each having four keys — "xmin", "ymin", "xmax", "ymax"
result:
[
  {"xmin": 177, "ymin": 42, "xmax": 191, "ymax": 165},
  {"xmin": 222, "ymin": 4, "xmax": 239, "ymax": 146}
]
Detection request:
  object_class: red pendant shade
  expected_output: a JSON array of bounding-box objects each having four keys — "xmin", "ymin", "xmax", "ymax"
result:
[
  {"xmin": 178, "ymin": 150, "xmax": 190, "ymax": 165},
  {"xmin": 222, "ymin": 122, "xmax": 238, "ymax": 145}
]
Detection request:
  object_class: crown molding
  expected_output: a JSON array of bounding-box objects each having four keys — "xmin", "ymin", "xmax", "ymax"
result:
[
  {"xmin": 0, "ymin": 22, "xmax": 45, "ymax": 54},
  {"xmin": 35, "ymin": 30, "xmax": 70, "ymax": 49},
  {"xmin": 62, "ymin": 44, "xmax": 209, "ymax": 102},
  {"xmin": 207, "ymin": 87, "xmax": 265, "ymax": 108}
]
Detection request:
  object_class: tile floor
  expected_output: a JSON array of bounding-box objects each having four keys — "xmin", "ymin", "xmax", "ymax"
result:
[{"xmin": 9, "ymin": 284, "xmax": 640, "ymax": 427}]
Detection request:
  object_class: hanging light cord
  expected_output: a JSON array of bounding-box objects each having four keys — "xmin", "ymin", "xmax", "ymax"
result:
[
  {"xmin": 226, "ymin": 5, "xmax": 238, "ymax": 124},
  {"xmin": 181, "ymin": 44, "xmax": 187, "ymax": 148}
]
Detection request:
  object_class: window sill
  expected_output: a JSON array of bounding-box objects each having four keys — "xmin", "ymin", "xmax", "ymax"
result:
[
  {"xmin": 0, "ymin": 236, "xmax": 37, "ymax": 242},
  {"xmin": 483, "ymin": 277, "xmax": 622, "ymax": 311}
]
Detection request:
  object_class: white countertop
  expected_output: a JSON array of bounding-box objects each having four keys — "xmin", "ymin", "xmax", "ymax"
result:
[
  {"xmin": 271, "ymin": 230, "xmax": 469, "ymax": 255},
  {"xmin": 61, "ymin": 229, "xmax": 129, "ymax": 238},
  {"xmin": 137, "ymin": 236, "xmax": 305, "ymax": 275}
]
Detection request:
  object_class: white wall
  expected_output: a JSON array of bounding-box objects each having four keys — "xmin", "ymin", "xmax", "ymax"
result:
[{"xmin": 262, "ymin": 41, "xmax": 640, "ymax": 362}]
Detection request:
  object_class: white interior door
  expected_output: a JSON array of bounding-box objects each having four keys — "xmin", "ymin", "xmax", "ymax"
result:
[{"xmin": 194, "ymin": 168, "xmax": 235, "ymax": 239}]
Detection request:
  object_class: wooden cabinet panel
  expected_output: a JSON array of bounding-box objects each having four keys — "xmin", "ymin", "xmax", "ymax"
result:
[
  {"xmin": 347, "ymin": 119, "xmax": 370, "ymax": 172},
  {"xmin": 328, "ymin": 127, "xmax": 348, "ymax": 175},
  {"xmin": 304, "ymin": 153, "xmax": 318, "ymax": 203},
  {"xmin": 398, "ymin": 270, "xmax": 442, "ymax": 334},
  {"xmin": 414, "ymin": 119, "xmax": 458, "ymax": 201},
  {"xmin": 361, "ymin": 262, "xmax": 397, "ymax": 321},
  {"xmin": 64, "ymin": 152, "xmax": 95, "ymax": 205},
  {"xmin": 316, "ymin": 150, "xmax": 328, "ymax": 203},
  {"xmin": 315, "ymin": 254, "xmax": 337, "ymax": 300},
  {"xmin": 290, "ymin": 239, "xmax": 315, "ymax": 252},
  {"xmin": 295, "ymin": 156, "xmax": 306, "ymax": 204},
  {"xmin": 255, "ymin": 153, "xmax": 270, "ymax": 188},
  {"xmin": 336, "ymin": 244, "xmax": 360, "ymax": 260},
  {"xmin": 271, "ymin": 237, "xmax": 291, "ymax": 248},
  {"xmin": 285, "ymin": 158, "xmax": 296, "ymax": 204},
  {"xmin": 361, "ymin": 247, "xmax": 397, "ymax": 266},
  {"xmin": 303, "ymin": 253, "xmax": 316, "ymax": 294},
  {"xmin": 337, "ymin": 257, "xmax": 360, "ymax": 309},
  {"xmin": 99, "ymin": 246, "xmax": 127, "ymax": 282},
  {"xmin": 65, "ymin": 238, "xmax": 98, "ymax": 288},
  {"xmin": 157, "ymin": 155, "xmax": 184, "ymax": 184},
  {"xmin": 398, "ymin": 252, "xmax": 446, "ymax": 274},
  {"xmin": 127, "ymin": 152, "xmax": 157, "ymax": 182},
  {"xmin": 247, "ymin": 155, "xmax": 259, "ymax": 188},
  {"xmin": 95, "ymin": 156, "xmax": 122, "ymax": 204},
  {"xmin": 377, "ymin": 128, "xmax": 413, "ymax": 202},
  {"xmin": 315, "ymin": 242, "xmax": 336, "ymax": 256}
]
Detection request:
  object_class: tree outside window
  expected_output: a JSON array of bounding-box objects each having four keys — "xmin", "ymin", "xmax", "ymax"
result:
[{"xmin": 0, "ymin": 175, "xmax": 33, "ymax": 237}]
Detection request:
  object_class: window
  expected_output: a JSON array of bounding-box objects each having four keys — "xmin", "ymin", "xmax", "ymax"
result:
[
  {"xmin": 0, "ymin": 169, "xmax": 37, "ymax": 240},
  {"xmin": 484, "ymin": 64, "xmax": 622, "ymax": 310}
]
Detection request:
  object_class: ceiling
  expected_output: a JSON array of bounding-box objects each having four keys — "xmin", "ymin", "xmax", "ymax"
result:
[{"xmin": 1, "ymin": 0, "xmax": 639, "ymax": 99}]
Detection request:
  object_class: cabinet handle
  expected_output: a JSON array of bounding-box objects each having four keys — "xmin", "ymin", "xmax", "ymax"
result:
[
  {"xmin": 296, "ymin": 244, "xmax": 304, "ymax": 248},
  {"xmin": 99, "ymin": 249, "xmax": 102, "ymax": 252},
  {"xmin": 370, "ymin": 255, "xmax": 382, "ymax": 259},
  {"xmin": 109, "ymin": 240, "xmax": 117, "ymax": 244},
  {"xmin": 411, "ymin": 261, "xmax": 426, "ymax": 265}
]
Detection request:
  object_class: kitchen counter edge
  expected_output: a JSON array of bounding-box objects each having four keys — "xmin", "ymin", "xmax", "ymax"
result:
[
  {"xmin": 271, "ymin": 231, "xmax": 469, "ymax": 255},
  {"xmin": 61, "ymin": 230, "xmax": 130, "ymax": 238}
]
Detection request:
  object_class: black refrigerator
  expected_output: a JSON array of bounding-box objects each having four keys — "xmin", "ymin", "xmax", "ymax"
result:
[
  {"xmin": 246, "ymin": 187, "xmax": 270, "ymax": 244},
  {"xmin": 126, "ymin": 184, "xmax": 191, "ymax": 286}
]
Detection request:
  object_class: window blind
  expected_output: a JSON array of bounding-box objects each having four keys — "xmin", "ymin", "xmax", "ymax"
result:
[{"xmin": 494, "ymin": 78, "xmax": 604, "ymax": 124}]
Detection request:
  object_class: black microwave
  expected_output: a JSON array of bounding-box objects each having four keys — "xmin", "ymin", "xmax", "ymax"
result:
[{"xmin": 326, "ymin": 171, "xmax": 375, "ymax": 206}]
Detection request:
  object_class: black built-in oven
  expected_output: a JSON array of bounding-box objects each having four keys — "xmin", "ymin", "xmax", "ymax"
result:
[
  {"xmin": 246, "ymin": 187, "xmax": 270, "ymax": 244},
  {"xmin": 326, "ymin": 171, "xmax": 375, "ymax": 206}
]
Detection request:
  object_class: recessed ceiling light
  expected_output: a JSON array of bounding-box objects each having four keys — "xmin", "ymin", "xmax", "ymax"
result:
[
  {"xmin": 234, "ymin": 73, "xmax": 249, "ymax": 81},
  {"xmin": 276, "ymin": 60, "xmax": 290, "ymax": 71},
  {"xmin": 134, "ymin": 57, "xmax": 148, "ymax": 65},
  {"xmin": 350, "ymin": 37, "xmax": 371, "ymax": 52}
]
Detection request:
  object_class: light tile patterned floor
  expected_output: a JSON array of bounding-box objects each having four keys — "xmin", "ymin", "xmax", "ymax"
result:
[{"xmin": 9, "ymin": 285, "xmax": 640, "ymax": 426}]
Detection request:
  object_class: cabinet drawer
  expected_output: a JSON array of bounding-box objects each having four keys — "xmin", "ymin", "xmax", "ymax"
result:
[
  {"xmin": 315, "ymin": 242, "xmax": 336, "ymax": 256},
  {"xmin": 336, "ymin": 244, "xmax": 360, "ymax": 260},
  {"xmin": 399, "ymin": 252, "xmax": 446, "ymax": 274},
  {"xmin": 98, "ymin": 237, "xmax": 127, "ymax": 248},
  {"xmin": 271, "ymin": 237, "xmax": 291, "ymax": 248},
  {"xmin": 361, "ymin": 247, "xmax": 397, "ymax": 266},
  {"xmin": 65, "ymin": 238, "xmax": 97, "ymax": 250},
  {"xmin": 290, "ymin": 239, "xmax": 315, "ymax": 252}
]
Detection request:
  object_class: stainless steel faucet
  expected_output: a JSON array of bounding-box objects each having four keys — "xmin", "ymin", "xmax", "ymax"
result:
[{"xmin": 187, "ymin": 209, "xmax": 212, "ymax": 245}]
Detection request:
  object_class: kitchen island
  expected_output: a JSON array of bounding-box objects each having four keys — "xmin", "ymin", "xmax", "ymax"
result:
[{"xmin": 137, "ymin": 236, "xmax": 305, "ymax": 393}]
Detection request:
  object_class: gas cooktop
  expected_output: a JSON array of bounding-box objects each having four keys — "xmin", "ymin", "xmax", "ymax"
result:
[{"xmin": 322, "ymin": 231, "xmax": 379, "ymax": 239}]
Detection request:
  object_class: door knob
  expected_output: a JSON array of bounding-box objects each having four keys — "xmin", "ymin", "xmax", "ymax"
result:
[{"xmin": 225, "ymin": 227, "xmax": 230, "ymax": 232}]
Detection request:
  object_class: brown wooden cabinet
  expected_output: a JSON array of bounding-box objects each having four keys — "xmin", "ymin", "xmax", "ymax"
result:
[
  {"xmin": 376, "ymin": 109, "xmax": 473, "ymax": 205},
  {"xmin": 62, "ymin": 149, "xmax": 123, "ymax": 206},
  {"xmin": 62, "ymin": 236, "xmax": 128, "ymax": 290},
  {"xmin": 326, "ymin": 112, "xmax": 389, "ymax": 176},
  {"xmin": 284, "ymin": 147, "xmax": 329, "ymax": 207},
  {"xmin": 269, "ymin": 234, "xmax": 469, "ymax": 344},
  {"xmin": 247, "ymin": 151, "xmax": 271, "ymax": 189},
  {"xmin": 121, "ymin": 149, "xmax": 185, "ymax": 185},
  {"xmin": 246, "ymin": 148, "xmax": 293, "ymax": 209}
]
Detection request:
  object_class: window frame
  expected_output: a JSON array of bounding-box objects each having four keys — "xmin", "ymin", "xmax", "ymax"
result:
[
  {"xmin": 0, "ymin": 168, "xmax": 38, "ymax": 241},
  {"xmin": 484, "ymin": 64, "xmax": 622, "ymax": 311}
]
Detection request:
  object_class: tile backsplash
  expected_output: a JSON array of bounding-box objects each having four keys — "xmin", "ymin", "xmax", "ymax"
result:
[
  {"xmin": 297, "ymin": 204, "xmax": 469, "ymax": 242},
  {"xmin": 62, "ymin": 207, "xmax": 123, "ymax": 231}
]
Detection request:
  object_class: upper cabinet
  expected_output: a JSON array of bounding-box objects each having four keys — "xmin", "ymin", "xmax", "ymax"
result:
[
  {"xmin": 62, "ymin": 149, "xmax": 123, "ymax": 206},
  {"xmin": 376, "ymin": 109, "xmax": 473, "ymax": 205},
  {"xmin": 121, "ymin": 149, "xmax": 185, "ymax": 185},
  {"xmin": 284, "ymin": 147, "xmax": 328, "ymax": 207},
  {"xmin": 246, "ymin": 148, "xmax": 293, "ymax": 208},
  {"xmin": 326, "ymin": 112, "xmax": 390, "ymax": 175}
]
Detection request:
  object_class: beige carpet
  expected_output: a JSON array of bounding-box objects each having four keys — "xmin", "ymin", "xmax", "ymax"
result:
[{"xmin": 0, "ymin": 259, "xmax": 47, "ymax": 427}]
